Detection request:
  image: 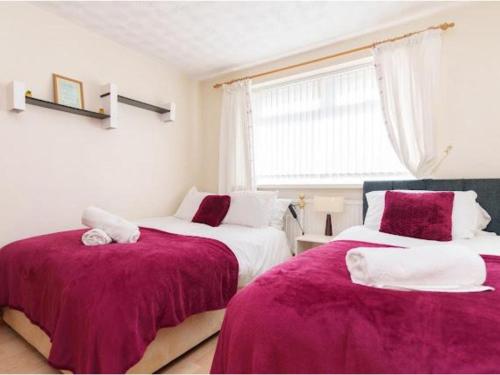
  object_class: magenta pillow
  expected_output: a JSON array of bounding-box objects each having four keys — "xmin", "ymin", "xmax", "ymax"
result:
[
  {"xmin": 380, "ymin": 191, "xmax": 454, "ymax": 241},
  {"xmin": 192, "ymin": 195, "xmax": 231, "ymax": 227}
]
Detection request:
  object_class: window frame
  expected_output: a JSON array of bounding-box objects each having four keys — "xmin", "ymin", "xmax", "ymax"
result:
[{"xmin": 251, "ymin": 57, "xmax": 412, "ymax": 189}]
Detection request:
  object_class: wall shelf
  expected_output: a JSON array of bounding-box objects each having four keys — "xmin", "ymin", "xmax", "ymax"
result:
[
  {"xmin": 26, "ymin": 96, "xmax": 110, "ymax": 119},
  {"xmin": 8, "ymin": 81, "xmax": 175, "ymax": 129},
  {"xmin": 100, "ymin": 93, "xmax": 170, "ymax": 114}
]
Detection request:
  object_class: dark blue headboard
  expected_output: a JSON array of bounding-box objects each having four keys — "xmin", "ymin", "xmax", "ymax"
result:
[{"xmin": 363, "ymin": 179, "xmax": 500, "ymax": 234}]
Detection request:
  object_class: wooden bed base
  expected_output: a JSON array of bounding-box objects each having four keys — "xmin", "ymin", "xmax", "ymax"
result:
[{"xmin": 2, "ymin": 307, "xmax": 224, "ymax": 374}]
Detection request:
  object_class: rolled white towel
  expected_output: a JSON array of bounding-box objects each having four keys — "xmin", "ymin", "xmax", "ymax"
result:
[
  {"xmin": 346, "ymin": 245, "xmax": 493, "ymax": 292},
  {"xmin": 82, "ymin": 206, "xmax": 141, "ymax": 244},
  {"xmin": 81, "ymin": 228, "xmax": 112, "ymax": 246}
]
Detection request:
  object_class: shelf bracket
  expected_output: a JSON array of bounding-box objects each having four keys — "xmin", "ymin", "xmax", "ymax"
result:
[
  {"xmin": 100, "ymin": 83, "xmax": 118, "ymax": 129},
  {"xmin": 160, "ymin": 102, "xmax": 175, "ymax": 123},
  {"xmin": 7, "ymin": 81, "xmax": 26, "ymax": 112}
]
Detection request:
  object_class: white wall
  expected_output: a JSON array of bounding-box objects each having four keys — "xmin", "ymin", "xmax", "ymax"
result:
[
  {"xmin": 199, "ymin": 2, "xmax": 500, "ymax": 234},
  {"xmin": 2, "ymin": 3, "xmax": 500, "ymax": 244},
  {"xmin": 0, "ymin": 4, "xmax": 203, "ymax": 246}
]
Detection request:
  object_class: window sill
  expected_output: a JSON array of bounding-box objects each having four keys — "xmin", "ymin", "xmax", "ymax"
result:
[{"xmin": 257, "ymin": 183, "xmax": 363, "ymax": 190}]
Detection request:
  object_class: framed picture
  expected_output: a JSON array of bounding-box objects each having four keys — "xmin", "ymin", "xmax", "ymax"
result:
[{"xmin": 53, "ymin": 74, "xmax": 84, "ymax": 109}]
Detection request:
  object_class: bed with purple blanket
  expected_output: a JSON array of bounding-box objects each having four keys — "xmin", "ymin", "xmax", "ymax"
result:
[
  {"xmin": 211, "ymin": 239, "xmax": 500, "ymax": 373},
  {"xmin": 0, "ymin": 227, "xmax": 238, "ymax": 373},
  {"xmin": 0, "ymin": 212, "xmax": 293, "ymax": 374},
  {"xmin": 211, "ymin": 179, "xmax": 500, "ymax": 374}
]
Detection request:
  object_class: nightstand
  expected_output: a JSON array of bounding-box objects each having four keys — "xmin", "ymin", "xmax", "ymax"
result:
[{"xmin": 295, "ymin": 234, "xmax": 334, "ymax": 255}]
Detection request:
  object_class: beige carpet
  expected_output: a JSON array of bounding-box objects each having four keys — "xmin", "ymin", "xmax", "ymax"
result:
[{"xmin": 0, "ymin": 319, "xmax": 217, "ymax": 374}]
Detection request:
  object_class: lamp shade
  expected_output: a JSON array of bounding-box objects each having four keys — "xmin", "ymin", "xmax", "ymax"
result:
[{"xmin": 313, "ymin": 196, "xmax": 344, "ymax": 213}]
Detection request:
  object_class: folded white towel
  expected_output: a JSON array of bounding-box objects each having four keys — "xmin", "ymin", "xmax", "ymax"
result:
[
  {"xmin": 81, "ymin": 228, "xmax": 112, "ymax": 246},
  {"xmin": 82, "ymin": 206, "xmax": 141, "ymax": 244},
  {"xmin": 346, "ymin": 245, "xmax": 493, "ymax": 292}
]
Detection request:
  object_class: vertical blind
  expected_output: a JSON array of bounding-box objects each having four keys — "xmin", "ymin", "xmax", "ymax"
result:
[{"xmin": 252, "ymin": 61, "xmax": 410, "ymax": 186}]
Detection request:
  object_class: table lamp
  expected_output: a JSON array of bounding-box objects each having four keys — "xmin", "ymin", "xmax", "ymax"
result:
[{"xmin": 313, "ymin": 196, "xmax": 344, "ymax": 236}]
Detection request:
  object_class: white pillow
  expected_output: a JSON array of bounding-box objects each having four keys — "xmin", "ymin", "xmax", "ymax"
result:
[
  {"xmin": 223, "ymin": 191, "xmax": 278, "ymax": 228},
  {"xmin": 477, "ymin": 204, "xmax": 492, "ymax": 232},
  {"xmin": 364, "ymin": 191, "xmax": 387, "ymax": 230},
  {"xmin": 174, "ymin": 187, "xmax": 209, "ymax": 220},
  {"xmin": 364, "ymin": 190, "xmax": 486, "ymax": 239},
  {"xmin": 269, "ymin": 199, "xmax": 292, "ymax": 230}
]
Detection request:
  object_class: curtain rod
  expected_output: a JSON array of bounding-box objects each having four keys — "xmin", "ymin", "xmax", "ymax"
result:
[{"xmin": 213, "ymin": 22, "xmax": 454, "ymax": 89}]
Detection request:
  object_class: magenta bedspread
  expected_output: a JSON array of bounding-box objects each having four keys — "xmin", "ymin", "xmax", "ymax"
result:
[
  {"xmin": 211, "ymin": 240, "xmax": 500, "ymax": 374},
  {"xmin": 0, "ymin": 227, "xmax": 238, "ymax": 373}
]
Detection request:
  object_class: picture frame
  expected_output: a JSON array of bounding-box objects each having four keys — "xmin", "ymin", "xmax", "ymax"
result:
[{"xmin": 53, "ymin": 73, "xmax": 84, "ymax": 109}]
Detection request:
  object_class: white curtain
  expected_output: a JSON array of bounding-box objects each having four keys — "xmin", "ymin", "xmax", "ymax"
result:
[
  {"xmin": 373, "ymin": 29, "xmax": 442, "ymax": 178},
  {"xmin": 218, "ymin": 79, "xmax": 255, "ymax": 194}
]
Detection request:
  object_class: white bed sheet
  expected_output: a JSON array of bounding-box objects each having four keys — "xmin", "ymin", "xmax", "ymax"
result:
[
  {"xmin": 335, "ymin": 225, "xmax": 500, "ymax": 256},
  {"xmin": 135, "ymin": 216, "xmax": 292, "ymax": 287}
]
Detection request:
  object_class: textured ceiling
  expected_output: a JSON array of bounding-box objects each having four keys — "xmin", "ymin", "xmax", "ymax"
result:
[{"xmin": 38, "ymin": 1, "xmax": 452, "ymax": 79}]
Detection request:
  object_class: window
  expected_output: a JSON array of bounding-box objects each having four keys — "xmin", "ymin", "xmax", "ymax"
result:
[{"xmin": 251, "ymin": 60, "xmax": 410, "ymax": 186}]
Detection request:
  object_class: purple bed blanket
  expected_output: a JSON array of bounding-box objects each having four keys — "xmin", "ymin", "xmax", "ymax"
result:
[
  {"xmin": 211, "ymin": 240, "xmax": 500, "ymax": 374},
  {"xmin": 0, "ymin": 227, "xmax": 238, "ymax": 373}
]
